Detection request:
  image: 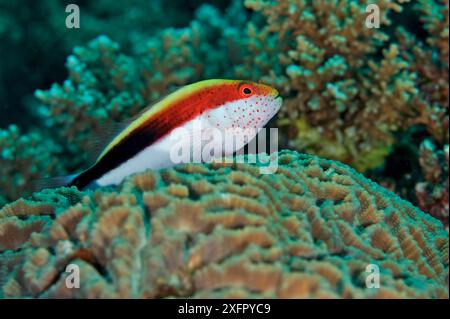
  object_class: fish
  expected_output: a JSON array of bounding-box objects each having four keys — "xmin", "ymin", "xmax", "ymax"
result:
[{"xmin": 51, "ymin": 79, "xmax": 282, "ymax": 190}]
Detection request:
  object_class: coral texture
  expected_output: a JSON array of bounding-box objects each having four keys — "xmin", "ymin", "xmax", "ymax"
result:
[
  {"xmin": 398, "ymin": 0, "xmax": 449, "ymax": 145},
  {"xmin": 0, "ymin": 151, "xmax": 447, "ymax": 298},
  {"xmin": 0, "ymin": 125, "xmax": 63, "ymax": 206},
  {"xmin": 242, "ymin": 0, "xmax": 449, "ymax": 221},
  {"xmin": 34, "ymin": 36, "xmax": 148, "ymax": 170},
  {"xmin": 415, "ymin": 140, "xmax": 449, "ymax": 228},
  {"xmin": 245, "ymin": 0, "xmax": 449, "ymax": 170}
]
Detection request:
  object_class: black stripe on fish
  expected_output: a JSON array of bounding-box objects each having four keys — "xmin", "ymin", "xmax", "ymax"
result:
[
  {"xmin": 69, "ymin": 99, "xmax": 199, "ymax": 189},
  {"xmin": 70, "ymin": 123, "xmax": 164, "ymax": 189}
]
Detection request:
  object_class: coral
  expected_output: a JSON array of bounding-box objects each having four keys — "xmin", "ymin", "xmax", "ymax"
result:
[
  {"xmin": 34, "ymin": 36, "xmax": 148, "ymax": 170},
  {"xmin": 237, "ymin": 0, "xmax": 449, "ymax": 222},
  {"xmin": 242, "ymin": 0, "xmax": 418, "ymax": 170},
  {"xmin": 242, "ymin": 0, "xmax": 449, "ymax": 172},
  {"xmin": 284, "ymin": 118, "xmax": 393, "ymax": 172},
  {"xmin": 415, "ymin": 140, "xmax": 449, "ymax": 228},
  {"xmin": 0, "ymin": 150, "xmax": 447, "ymax": 298},
  {"xmin": 394, "ymin": 1, "xmax": 449, "ymax": 151},
  {"xmin": 0, "ymin": 125, "xmax": 63, "ymax": 207}
]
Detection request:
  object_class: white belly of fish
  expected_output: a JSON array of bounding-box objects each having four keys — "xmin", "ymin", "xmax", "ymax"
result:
[
  {"xmin": 95, "ymin": 99, "xmax": 265, "ymax": 187},
  {"xmin": 96, "ymin": 136, "xmax": 176, "ymax": 186}
]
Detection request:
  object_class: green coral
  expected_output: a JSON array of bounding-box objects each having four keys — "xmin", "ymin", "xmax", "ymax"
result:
[
  {"xmin": 34, "ymin": 36, "xmax": 147, "ymax": 170},
  {"xmin": 0, "ymin": 150, "xmax": 448, "ymax": 298},
  {"xmin": 1, "ymin": 1, "xmax": 254, "ymax": 202},
  {"xmin": 0, "ymin": 125, "xmax": 63, "ymax": 206},
  {"xmin": 289, "ymin": 118, "xmax": 392, "ymax": 172},
  {"xmin": 242, "ymin": 0, "xmax": 425, "ymax": 168},
  {"xmin": 239, "ymin": 0, "xmax": 448, "ymax": 213}
]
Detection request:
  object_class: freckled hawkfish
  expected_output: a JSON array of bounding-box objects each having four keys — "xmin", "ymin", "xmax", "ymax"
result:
[{"xmin": 42, "ymin": 79, "xmax": 282, "ymax": 190}]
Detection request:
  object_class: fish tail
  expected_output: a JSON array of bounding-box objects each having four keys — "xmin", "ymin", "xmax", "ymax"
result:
[{"xmin": 30, "ymin": 173, "xmax": 80, "ymax": 193}]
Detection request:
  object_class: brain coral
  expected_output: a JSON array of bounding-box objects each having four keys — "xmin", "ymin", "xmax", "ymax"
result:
[{"xmin": 0, "ymin": 150, "xmax": 447, "ymax": 298}]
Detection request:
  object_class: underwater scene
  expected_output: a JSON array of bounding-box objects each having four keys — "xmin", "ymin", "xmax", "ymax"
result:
[{"xmin": 0, "ymin": 0, "xmax": 448, "ymax": 300}]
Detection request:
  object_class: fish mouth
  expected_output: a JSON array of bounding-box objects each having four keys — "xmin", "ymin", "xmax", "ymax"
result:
[
  {"xmin": 272, "ymin": 95, "xmax": 283, "ymax": 115},
  {"xmin": 274, "ymin": 94, "xmax": 283, "ymax": 104},
  {"xmin": 272, "ymin": 90, "xmax": 281, "ymax": 99},
  {"xmin": 273, "ymin": 92, "xmax": 282, "ymax": 102}
]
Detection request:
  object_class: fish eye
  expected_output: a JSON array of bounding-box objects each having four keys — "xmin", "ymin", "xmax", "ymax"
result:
[{"xmin": 240, "ymin": 85, "xmax": 253, "ymax": 96}]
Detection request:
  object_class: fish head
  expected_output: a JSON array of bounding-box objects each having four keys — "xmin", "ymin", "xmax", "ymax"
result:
[{"xmin": 205, "ymin": 80, "xmax": 283, "ymax": 130}]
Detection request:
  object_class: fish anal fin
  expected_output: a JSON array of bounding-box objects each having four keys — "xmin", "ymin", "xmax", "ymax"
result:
[{"xmin": 30, "ymin": 174, "xmax": 79, "ymax": 193}]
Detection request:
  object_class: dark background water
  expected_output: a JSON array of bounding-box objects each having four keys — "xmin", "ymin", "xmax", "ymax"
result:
[{"xmin": 0, "ymin": 0, "xmax": 234, "ymax": 128}]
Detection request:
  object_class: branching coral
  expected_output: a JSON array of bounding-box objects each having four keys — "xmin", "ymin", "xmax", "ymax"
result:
[
  {"xmin": 24, "ymin": 2, "xmax": 448, "ymax": 160},
  {"xmin": 239, "ymin": 0, "xmax": 449, "ymax": 221},
  {"xmin": 396, "ymin": 0, "xmax": 449, "ymax": 145},
  {"xmin": 415, "ymin": 140, "xmax": 449, "ymax": 228},
  {"xmin": 243, "ymin": 0, "xmax": 424, "ymax": 171},
  {"xmin": 239, "ymin": 0, "xmax": 449, "ymax": 197},
  {"xmin": 0, "ymin": 125, "xmax": 63, "ymax": 207},
  {"xmin": 0, "ymin": 151, "xmax": 447, "ymax": 298},
  {"xmin": 22, "ymin": 0, "xmax": 450, "ymax": 170},
  {"xmin": 34, "ymin": 36, "xmax": 147, "ymax": 170}
]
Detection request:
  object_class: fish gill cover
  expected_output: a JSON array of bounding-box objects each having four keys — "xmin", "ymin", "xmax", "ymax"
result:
[{"xmin": 0, "ymin": 0, "xmax": 448, "ymax": 299}]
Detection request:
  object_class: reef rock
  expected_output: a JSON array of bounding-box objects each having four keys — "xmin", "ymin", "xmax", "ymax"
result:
[{"xmin": 0, "ymin": 150, "xmax": 448, "ymax": 298}]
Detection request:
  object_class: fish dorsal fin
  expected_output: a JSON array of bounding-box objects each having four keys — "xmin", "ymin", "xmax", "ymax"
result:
[
  {"xmin": 127, "ymin": 103, "xmax": 156, "ymax": 123},
  {"xmin": 86, "ymin": 97, "xmax": 164, "ymax": 163},
  {"xmin": 127, "ymin": 88, "xmax": 181, "ymax": 122},
  {"xmin": 87, "ymin": 86, "xmax": 187, "ymax": 163},
  {"xmin": 87, "ymin": 121, "xmax": 129, "ymax": 163}
]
